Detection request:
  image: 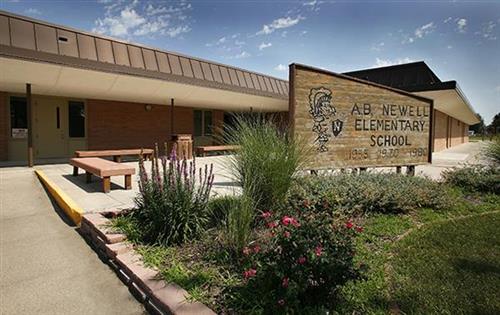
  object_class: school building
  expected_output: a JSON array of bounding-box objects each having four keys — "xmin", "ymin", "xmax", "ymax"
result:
[{"xmin": 0, "ymin": 10, "xmax": 479, "ymax": 164}]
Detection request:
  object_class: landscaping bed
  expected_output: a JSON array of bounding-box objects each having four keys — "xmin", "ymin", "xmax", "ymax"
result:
[{"xmin": 109, "ymin": 117, "xmax": 500, "ymax": 314}]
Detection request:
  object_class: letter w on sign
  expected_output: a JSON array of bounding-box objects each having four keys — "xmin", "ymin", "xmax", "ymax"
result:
[{"xmin": 332, "ymin": 119, "xmax": 343, "ymax": 137}]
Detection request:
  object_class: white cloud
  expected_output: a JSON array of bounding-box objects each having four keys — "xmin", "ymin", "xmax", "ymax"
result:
[
  {"xmin": 232, "ymin": 51, "xmax": 251, "ymax": 59},
  {"xmin": 447, "ymin": 45, "xmax": 453, "ymax": 49},
  {"xmin": 94, "ymin": 8, "xmax": 145, "ymax": 37},
  {"xmin": 444, "ymin": 17, "xmax": 452, "ymax": 23},
  {"xmin": 164, "ymin": 25, "xmax": 191, "ymax": 38},
  {"xmin": 457, "ymin": 18, "xmax": 467, "ymax": 33},
  {"xmin": 24, "ymin": 8, "xmax": 42, "ymax": 15},
  {"xmin": 274, "ymin": 64, "xmax": 288, "ymax": 72},
  {"xmin": 415, "ymin": 22, "xmax": 435, "ymax": 38},
  {"xmin": 370, "ymin": 42, "xmax": 385, "ymax": 51},
  {"xmin": 206, "ymin": 33, "xmax": 246, "ymax": 51},
  {"xmin": 374, "ymin": 57, "xmax": 415, "ymax": 67},
  {"xmin": 302, "ymin": 0, "xmax": 323, "ymax": 11},
  {"xmin": 476, "ymin": 21, "xmax": 497, "ymax": 40},
  {"xmin": 93, "ymin": 1, "xmax": 192, "ymax": 39},
  {"xmin": 495, "ymin": 85, "xmax": 500, "ymax": 92},
  {"xmin": 258, "ymin": 42, "xmax": 272, "ymax": 50},
  {"xmin": 303, "ymin": 0, "xmax": 317, "ymax": 6},
  {"xmin": 257, "ymin": 16, "xmax": 304, "ymax": 35}
]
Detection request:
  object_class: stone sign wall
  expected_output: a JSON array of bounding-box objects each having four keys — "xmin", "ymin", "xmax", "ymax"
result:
[{"xmin": 289, "ymin": 64, "xmax": 433, "ymax": 169}]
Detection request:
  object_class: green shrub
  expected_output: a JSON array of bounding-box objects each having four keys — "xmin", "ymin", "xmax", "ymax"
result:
[
  {"xmin": 206, "ymin": 195, "xmax": 240, "ymax": 228},
  {"xmin": 223, "ymin": 194, "xmax": 255, "ymax": 255},
  {"xmin": 223, "ymin": 114, "xmax": 308, "ymax": 212},
  {"xmin": 288, "ymin": 173, "xmax": 452, "ymax": 214},
  {"xmin": 206, "ymin": 194, "xmax": 256, "ymax": 255},
  {"xmin": 484, "ymin": 138, "xmax": 500, "ymax": 165},
  {"xmin": 442, "ymin": 165, "xmax": 500, "ymax": 194},
  {"xmin": 235, "ymin": 209, "xmax": 362, "ymax": 312},
  {"xmin": 132, "ymin": 146, "xmax": 214, "ymax": 245}
]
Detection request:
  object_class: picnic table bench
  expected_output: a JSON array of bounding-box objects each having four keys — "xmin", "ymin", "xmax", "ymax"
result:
[
  {"xmin": 74, "ymin": 149, "xmax": 154, "ymax": 162},
  {"xmin": 195, "ymin": 145, "xmax": 240, "ymax": 157},
  {"xmin": 70, "ymin": 157, "xmax": 135, "ymax": 193}
]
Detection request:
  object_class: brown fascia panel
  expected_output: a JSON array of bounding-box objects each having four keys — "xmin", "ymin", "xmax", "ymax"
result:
[{"xmin": 0, "ymin": 10, "xmax": 288, "ymax": 100}]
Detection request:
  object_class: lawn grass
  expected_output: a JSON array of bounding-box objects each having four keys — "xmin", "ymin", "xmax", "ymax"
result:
[
  {"xmin": 338, "ymin": 190, "xmax": 500, "ymax": 314},
  {"xmin": 391, "ymin": 211, "xmax": 500, "ymax": 314}
]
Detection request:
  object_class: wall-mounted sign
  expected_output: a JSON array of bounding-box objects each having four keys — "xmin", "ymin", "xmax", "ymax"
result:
[
  {"xmin": 11, "ymin": 128, "xmax": 28, "ymax": 139},
  {"xmin": 289, "ymin": 63, "xmax": 433, "ymax": 169}
]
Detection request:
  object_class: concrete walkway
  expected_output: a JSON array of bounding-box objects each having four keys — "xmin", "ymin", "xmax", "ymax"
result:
[{"xmin": 0, "ymin": 167, "xmax": 144, "ymax": 314}]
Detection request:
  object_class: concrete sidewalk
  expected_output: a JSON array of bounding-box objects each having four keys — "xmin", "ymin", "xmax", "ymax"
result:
[{"xmin": 0, "ymin": 167, "xmax": 144, "ymax": 315}]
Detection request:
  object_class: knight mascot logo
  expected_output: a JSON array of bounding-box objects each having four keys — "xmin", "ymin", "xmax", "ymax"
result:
[{"xmin": 308, "ymin": 87, "xmax": 343, "ymax": 152}]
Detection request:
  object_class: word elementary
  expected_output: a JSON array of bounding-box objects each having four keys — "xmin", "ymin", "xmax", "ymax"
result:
[{"xmin": 352, "ymin": 103, "xmax": 429, "ymax": 132}]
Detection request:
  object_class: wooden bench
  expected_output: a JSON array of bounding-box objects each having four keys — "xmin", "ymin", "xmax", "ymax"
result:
[
  {"xmin": 195, "ymin": 145, "xmax": 240, "ymax": 157},
  {"xmin": 74, "ymin": 149, "xmax": 154, "ymax": 163},
  {"xmin": 70, "ymin": 157, "xmax": 135, "ymax": 193}
]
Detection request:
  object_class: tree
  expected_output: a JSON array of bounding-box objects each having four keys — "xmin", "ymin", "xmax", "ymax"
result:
[
  {"xmin": 470, "ymin": 113, "xmax": 485, "ymax": 134},
  {"xmin": 487, "ymin": 112, "xmax": 500, "ymax": 135}
]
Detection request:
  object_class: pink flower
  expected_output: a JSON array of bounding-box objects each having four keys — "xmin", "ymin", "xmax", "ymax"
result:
[
  {"xmin": 253, "ymin": 244, "xmax": 261, "ymax": 254},
  {"xmin": 243, "ymin": 268, "xmax": 257, "ymax": 280},
  {"xmin": 297, "ymin": 256, "xmax": 306, "ymax": 265},
  {"xmin": 355, "ymin": 226, "xmax": 364, "ymax": 233},
  {"xmin": 282, "ymin": 216, "xmax": 293, "ymax": 226},
  {"xmin": 345, "ymin": 221, "xmax": 354, "ymax": 229},
  {"xmin": 283, "ymin": 231, "xmax": 291, "ymax": 238},
  {"xmin": 278, "ymin": 299, "xmax": 286, "ymax": 306},
  {"xmin": 315, "ymin": 246, "xmax": 323, "ymax": 257},
  {"xmin": 242, "ymin": 247, "xmax": 251, "ymax": 256},
  {"xmin": 282, "ymin": 216, "xmax": 300, "ymax": 227},
  {"xmin": 267, "ymin": 221, "xmax": 278, "ymax": 229},
  {"xmin": 261, "ymin": 211, "xmax": 272, "ymax": 219},
  {"xmin": 282, "ymin": 277, "xmax": 289, "ymax": 288}
]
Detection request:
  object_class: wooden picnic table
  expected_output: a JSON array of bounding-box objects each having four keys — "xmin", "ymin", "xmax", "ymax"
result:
[
  {"xmin": 70, "ymin": 157, "xmax": 135, "ymax": 193},
  {"xmin": 74, "ymin": 149, "xmax": 153, "ymax": 162}
]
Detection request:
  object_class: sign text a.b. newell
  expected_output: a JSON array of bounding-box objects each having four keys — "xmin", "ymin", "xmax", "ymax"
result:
[{"xmin": 289, "ymin": 63, "xmax": 433, "ymax": 169}]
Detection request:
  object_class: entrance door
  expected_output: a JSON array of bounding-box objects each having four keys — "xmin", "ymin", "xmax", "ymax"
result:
[{"xmin": 34, "ymin": 98, "xmax": 68, "ymax": 158}]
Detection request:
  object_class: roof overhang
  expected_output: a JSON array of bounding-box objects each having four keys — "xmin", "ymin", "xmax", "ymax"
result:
[
  {"xmin": 0, "ymin": 56, "xmax": 288, "ymax": 112},
  {"xmin": 413, "ymin": 81, "xmax": 480, "ymax": 125}
]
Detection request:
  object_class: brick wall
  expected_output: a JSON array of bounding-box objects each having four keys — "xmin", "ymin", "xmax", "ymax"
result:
[
  {"xmin": 87, "ymin": 99, "xmax": 193, "ymax": 151},
  {"xmin": 462, "ymin": 123, "xmax": 469, "ymax": 143},
  {"xmin": 0, "ymin": 92, "xmax": 8, "ymax": 161},
  {"xmin": 433, "ymin": 110, "xmax": 448, "ymax": 152},
  {"xmin": 450, "ymin": 117, "xmax": 463, "ymax": 147}
]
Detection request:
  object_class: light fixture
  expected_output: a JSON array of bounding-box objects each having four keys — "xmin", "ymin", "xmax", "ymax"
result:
[{"xmin": 145, "ymin": 104, "xmax": 152, "ymax": 112}]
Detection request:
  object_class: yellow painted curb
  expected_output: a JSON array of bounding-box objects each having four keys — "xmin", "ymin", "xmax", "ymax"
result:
[{"xmin": 35, "ymin": 170, "xmax": 84, "ymax": 225}]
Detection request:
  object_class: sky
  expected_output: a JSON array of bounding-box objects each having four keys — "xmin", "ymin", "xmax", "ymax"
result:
[{"xmin": 1, "ymin": 0, "xmax": 499, "ymax": 124}]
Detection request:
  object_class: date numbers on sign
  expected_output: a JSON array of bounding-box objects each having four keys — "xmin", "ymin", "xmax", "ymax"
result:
[
  {"xmin": 410, "ymin": 148, "xmax": 427, "ymax": 157},
  {"xmin": 378, "ymin": 148, "xmax": 399, "ymax": 158},
  {"xmin": 347, "ymin": 148, "xmax": 368, "ymax": 160}
]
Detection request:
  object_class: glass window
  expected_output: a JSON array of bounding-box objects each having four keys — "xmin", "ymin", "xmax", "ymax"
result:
[
  {"xmin": 194, "ymin": 110, "xmax": 203, "ymax": 137},
  {"xmin": 10, "ymin": 97, "xmax": 27, "ymax": 138},
  {"xmin": 68, "ymin": 101, "xmax": 85, "ymax": 138},
  {"xmin": 204, "ymin": 111, "xmax": 213, "ymax": 136}
]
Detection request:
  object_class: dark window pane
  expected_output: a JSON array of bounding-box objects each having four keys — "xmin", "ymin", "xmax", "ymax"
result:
[
  {"xmin": 68, "ymin": 101, "xmax": 85, "ymax": 137},
  {"xmin": 194, "ymin": 110, "xmax": 202, "ymax": 137},
  {"xmin": 204, "ymin": 111, "xmax": 213, "ymax": 135},
  {"xmin": 10, "ymin": 97, "xmax": 27, "ymax": 128},
  {"xmin": 10, "ymin": 97, "xmax": 27, "ymax": 138}
]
